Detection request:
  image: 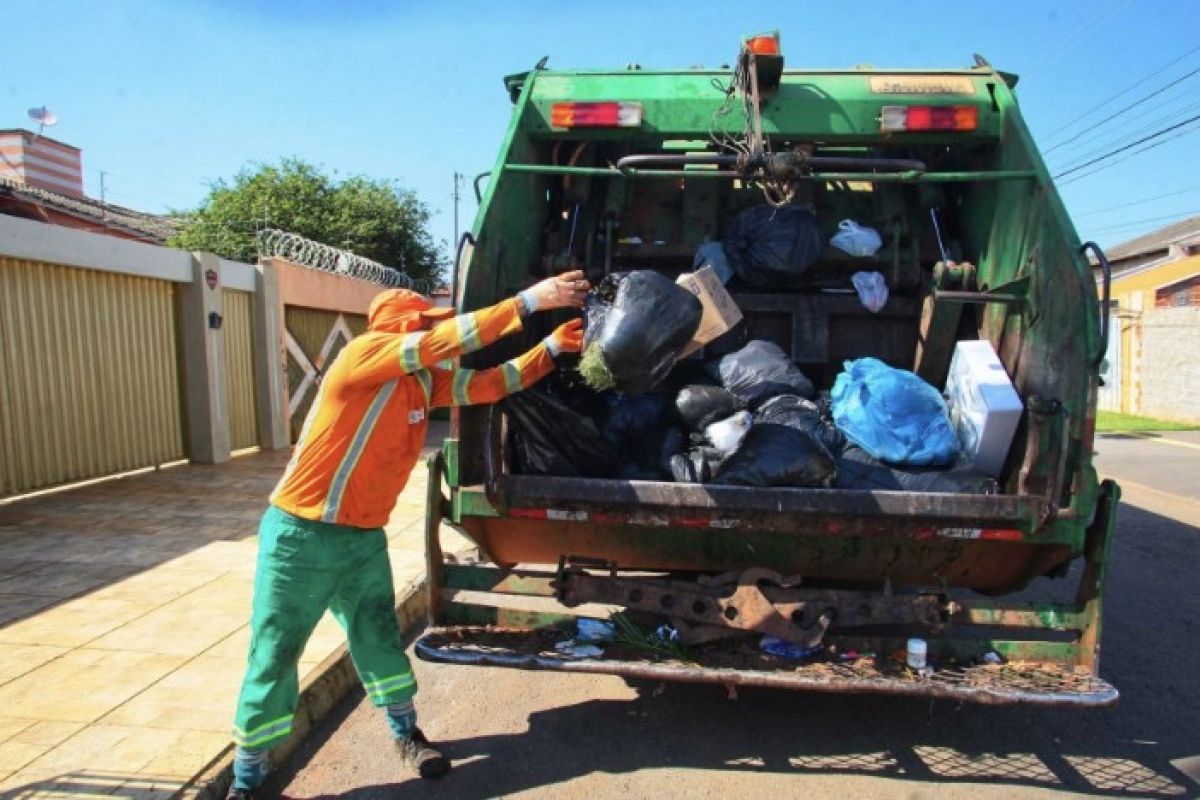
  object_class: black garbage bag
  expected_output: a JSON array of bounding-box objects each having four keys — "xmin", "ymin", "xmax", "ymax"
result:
[
  {"xmin": 755, "ymin": 394, "xmax": 846, "ymax": 455},
  {"xmin": 670, "ymin": 446, "xmax": 728, "ymax": 483},
  {"xmin": 723, "ymin": 204, "xmax": 824, "ymax": 286},
  {"xmin": 600, "ymin": 392, "xmax": 675, "ymax": 447},
  {"xmin": 582, "ymin": 271, "xmax": 703, "ymax": 395},
  {"xmin": 813, "ymin": 390, "xmax": 835, "ymax": 423},
  {"xmin": 708, "ymin": 340, "xmax": 815, "ymax": 406},
  {"xmin": 540, "ymin": 368, "xmax": 610, "ymax": 419},
  {"xmin": 715, "ymin": 424, "xmax": 837, "ymax": 488},
  {"xmin": 835, "ymin": 446, "xmax": 998, "ymax": 494},
  {"xmin": 676, "ymin": 385, "xmax": 745, "ymax": 432},
  {"xmin": 663, "ymin": 358, "xmax": 723, "ymax": 393},
  {"xmin": 598, "ymin": 393, "xmax": 679, "ymax": 479},
  {"xmin": 616, "ymin": 461, "xmax": 662, "ymax": 481},
  {"xmin": 503, "ymin": 390, "xmax": 619, "ymax": 478},
  {"xmin": 656, "ymin": 426, "xmax": 688, "ymax": 475},
  {"xmin": 617, "ymin": 425, "xmax": 687, "ymax": 481}
]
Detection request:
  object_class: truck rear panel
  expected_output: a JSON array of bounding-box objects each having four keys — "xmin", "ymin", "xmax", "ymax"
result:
[{"xmin": 417, "ymin": 54, "xmax": 1117, "ymax": 705}]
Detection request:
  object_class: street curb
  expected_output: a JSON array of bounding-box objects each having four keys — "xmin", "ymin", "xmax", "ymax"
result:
[{"xmin": 180, "ymin": 578, "xmax": 430, "ymax": 800}]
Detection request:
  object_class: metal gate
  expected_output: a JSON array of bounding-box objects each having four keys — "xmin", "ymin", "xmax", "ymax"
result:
[
  {"xmin": 0, "ymin": 257, "xmax": 186, "ymax": 496},
  {"xmin": 1098, "ymin": 313, "xmax": 1121, "ymax": 412},
  {"xmin": 222, "ymin": 288, "xmax": 260, "ymax": 450},
  {"xmin": 284, "ymin": 306, "xmax": 367, "ymax": 441}
]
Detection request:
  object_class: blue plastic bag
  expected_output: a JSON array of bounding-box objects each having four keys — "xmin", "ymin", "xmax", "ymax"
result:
[{"xmin": 831, "ymin": 358, "xmax": 959, "ymax": 467}]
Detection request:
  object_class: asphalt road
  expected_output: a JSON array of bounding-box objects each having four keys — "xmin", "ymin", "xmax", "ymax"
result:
[{"xmin": 272, "ymin": 435, "xmax": 1200, "ymax": 799}]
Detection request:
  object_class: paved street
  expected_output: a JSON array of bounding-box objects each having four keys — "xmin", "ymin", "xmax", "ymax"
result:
[
  {"xmin": 275, "ymin": 433, "xmax": 1200, "ymax": 799},
  {"xmin": 1093, "ymin": 431, "xmax": 1200, "ymax": 503}
]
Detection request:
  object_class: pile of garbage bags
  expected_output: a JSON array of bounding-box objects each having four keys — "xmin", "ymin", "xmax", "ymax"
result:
[{"xmin": 504, "ymin": 338, "xmax": 997, "ymax": 495}]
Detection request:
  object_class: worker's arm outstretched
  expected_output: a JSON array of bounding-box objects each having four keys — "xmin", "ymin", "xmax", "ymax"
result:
[
  {"xmin": 426, "ymin": 319, "xmax": 583, "ymax": 407},
  {"xmin": 351, "ymin": 271, "xmax": 589, "ymax": 385}
]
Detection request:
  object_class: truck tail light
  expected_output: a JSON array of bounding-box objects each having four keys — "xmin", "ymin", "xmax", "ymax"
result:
[
  {"xmin": 550, "ymin": 102, "xmax": 643, "ymax": 128},
  {"xmin": 880, "ymin": 105, "xmax": 978, "ymax": 132}
]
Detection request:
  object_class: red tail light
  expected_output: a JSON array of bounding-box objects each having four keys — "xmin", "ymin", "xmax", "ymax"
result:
[
  {"xmin": 880, "ymin": 105, "xmax": 978, "ymax": 132},
  {"xmin": 550, "ymin": 102, "xmax": 643, "ymax": 128}
]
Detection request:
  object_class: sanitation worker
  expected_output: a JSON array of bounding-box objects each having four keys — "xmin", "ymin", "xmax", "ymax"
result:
[{"xmin": 226, "ymin": 271, "xmax": 589, "ymax": 798}]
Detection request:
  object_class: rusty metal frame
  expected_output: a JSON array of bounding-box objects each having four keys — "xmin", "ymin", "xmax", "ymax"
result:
[
  {"xmin": 496, "ymin": 474, "xmax": 1039, "ymax": 531},
  {"xmin": 556, "ymin": 559, "xmax": 948, "ymax": 647},
  {"xmin": 416, "ymin": 627, "xmax": 1118, "ymax": 707}
]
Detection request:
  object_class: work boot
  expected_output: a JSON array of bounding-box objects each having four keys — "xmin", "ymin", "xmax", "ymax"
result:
[{"xmin": 396, "ymin": 727, "xmax": 450, "ymax": 778}]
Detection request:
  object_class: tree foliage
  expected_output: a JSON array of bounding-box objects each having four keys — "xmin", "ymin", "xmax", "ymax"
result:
[{"xmin": 169, "ymin": 159, "xmax": 444, "ymax": 284}]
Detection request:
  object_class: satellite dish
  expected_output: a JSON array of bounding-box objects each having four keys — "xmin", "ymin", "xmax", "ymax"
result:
[{"xmin": 28, "ymin": 106, "xmax": 58, "ymax": 135}]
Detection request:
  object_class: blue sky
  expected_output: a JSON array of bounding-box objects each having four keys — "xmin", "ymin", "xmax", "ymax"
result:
[{"xmin": 6, "ymin": 0, "xmax": 1199, "ymax": 257}]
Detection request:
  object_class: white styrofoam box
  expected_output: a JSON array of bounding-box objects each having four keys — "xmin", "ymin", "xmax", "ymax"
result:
[{"xmin": 944, "ymin": 340, "xmax": 1023, "ymax": 477}]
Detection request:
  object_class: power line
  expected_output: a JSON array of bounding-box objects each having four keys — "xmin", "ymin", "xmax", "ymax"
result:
[
  {"xmin": 1047, "ymin": 89, "xmax": 1200, "ymax": 163},
  {"xmin": 1040, "ymin": 42, "xmax": 1200, "ymax": 145},
  {"xmin": 1050, "ymin": 100, "xmax": 1200, "ymax": 171},
  {"xmin": 1084, "ymin": 208, "xmax": 1200, "ymax": 235},
  {"xmin": 96, "ymin": 170, "xmax": 200, "ymax": 210},
  {"xmin": 1024, "ymin": 0, "xmax": 1133, "ymax": 80},
  {"xmin": 1074, "ymin": 187, "xmax": 1200, "ymax": 217},
  {"xmin": 1053, "ymin": 112, "xmax": 1200, "ymax": 179},
  {"xmin": 1057, "ymin": 120, "xmax": 1200, "ymax": 185},
  {"xmin": 1044, "ymin": 63, "xmax": 1200, "ymax": 155}
]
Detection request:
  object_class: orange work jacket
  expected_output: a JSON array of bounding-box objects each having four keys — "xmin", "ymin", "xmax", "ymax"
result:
[{"xmin": 271, "ymin": 290, "xmax": 555, "ymax": 528}]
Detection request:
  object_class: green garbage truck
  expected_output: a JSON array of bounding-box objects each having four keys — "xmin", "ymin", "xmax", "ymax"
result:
[{"xmin": 415, "ymin": 34, "xmax": 1120, "ymax": 706}]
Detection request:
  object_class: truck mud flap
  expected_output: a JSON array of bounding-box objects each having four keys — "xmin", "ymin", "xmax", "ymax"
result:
[{"xmin": 416, "ymin": 626, "xmax": 1118, "ymax": 708}]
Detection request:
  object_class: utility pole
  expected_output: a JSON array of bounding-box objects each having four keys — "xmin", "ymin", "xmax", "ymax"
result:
[
  {"xmin": 99, "ymin": 171, "xmax": 108, "ymax": 222},
  {"xmin": 452, "ymin": 172, "xmax": 463, "ymax": 246}
]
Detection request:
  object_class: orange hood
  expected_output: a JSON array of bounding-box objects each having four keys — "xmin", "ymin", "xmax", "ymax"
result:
[{"xmin": 367, "ymin": 289, "xmax": 455, "ymax": 333}]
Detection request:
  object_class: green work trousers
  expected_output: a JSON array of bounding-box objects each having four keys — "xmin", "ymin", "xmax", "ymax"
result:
[{"xmin": 232, "ymin": 506, "xmax": 417, "ymax": 750}]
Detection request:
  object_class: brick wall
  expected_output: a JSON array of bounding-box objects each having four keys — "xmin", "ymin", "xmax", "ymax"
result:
[
  {"xmin": 1139, "ymin": 307, "xmax": 1200, "ymax": 422},
  {"xmin": 1154, "ymin": 274, "xmax": 1200, "ymax": 308}
]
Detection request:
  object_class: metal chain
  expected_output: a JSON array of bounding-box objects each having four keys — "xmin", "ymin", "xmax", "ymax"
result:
[{"xmin": 254, "ymin": 228, "xmax": 431, "ymax": 293}]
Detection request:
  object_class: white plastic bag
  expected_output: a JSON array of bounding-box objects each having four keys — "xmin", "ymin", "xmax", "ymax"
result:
[
  {"xmin": 830, "ymin": 219, "xmax": 883, "ymax": 258},
  {"xmin": 706, "ymin": 410, "xmax": 752, "ymax": 455},
  {"xmin": 851, "ymin": 271, "xmax": 889, "ymax": 313}
]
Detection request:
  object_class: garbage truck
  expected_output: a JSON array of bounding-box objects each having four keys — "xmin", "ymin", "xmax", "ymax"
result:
[{"xmin": 415, "ymin": 34, "xmax": 1120, "ymax": 706}]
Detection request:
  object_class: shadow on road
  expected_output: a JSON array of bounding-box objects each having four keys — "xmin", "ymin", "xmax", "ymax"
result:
[{"xmin": 276, "ymin": 500, "xmax": 1199, "ymax": 799}]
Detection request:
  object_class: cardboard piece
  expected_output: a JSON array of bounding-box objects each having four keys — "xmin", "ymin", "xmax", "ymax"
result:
[
  {"xmin": 675, "ymin": 266, "xmax": 743, "ymax": 356},
  {"xmin": 944, "ymin": 340, "xmax": 1023, "ymax": 478}
]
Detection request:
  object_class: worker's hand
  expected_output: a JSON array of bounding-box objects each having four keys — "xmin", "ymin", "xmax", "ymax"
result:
[
  {"xmin": 545, "ymin": 318, "xmax": 585, "ymax": 356},
  {"xmin": 519, "ymin": 270, "xmax": 590, "ymax": 314}
]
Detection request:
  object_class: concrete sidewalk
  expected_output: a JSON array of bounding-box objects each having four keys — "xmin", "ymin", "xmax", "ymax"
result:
[{"xmin": 0, "ymin": 431, "xmax": 460, "ymax": 798}]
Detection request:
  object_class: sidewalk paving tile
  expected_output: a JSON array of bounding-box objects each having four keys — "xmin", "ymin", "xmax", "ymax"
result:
[
  {"xmin": 0, "ymin": 594, "xmax": 165, "ymax": 648},
  {"xmin": 0, "ymin": 427, "xmax": 450, "ymax": 796},
  {"xmin": 100, "ymin": 657, "xmax": 245, "ymax": 733},
  {"xmin": 0, "ymin": 594, "xmax": 63, "ymax": 628},
  {"xmin": 88, "ymin": 581, "xmax": 249, "ymax": 657},
  {"xmin": 0, "ymin": 559, "xmax": 53, "ymax": 582},
  {"xmin": 0, "ymin": 645, "xmax": 69, "ymax": 686},
  {"xmin": 0, "ymin": 563, "xmax": 142, "ymax": 599},
  {"xmin": 4, "ymin": 721, "xmax": 86, "ymax": 748},
  {"xmin": 138, "ymin": 730, "xmax": 230, "ymax": 779},
  {"xmin": 13, "ymin": 724, "xmax": 187, "ymax": 779},
  {"xmin": 0, "ymin": 650, "xmax": 185, "ymax": 723}
]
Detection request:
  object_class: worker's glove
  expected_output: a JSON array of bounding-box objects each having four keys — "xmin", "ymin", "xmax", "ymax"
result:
[
  {"xmin": 544, "ymin": 318, "xmax": 585, "ymax": 356},
  {"xmin": 519, "ymin": 270, "xmax": 590, "ymax": 314}
]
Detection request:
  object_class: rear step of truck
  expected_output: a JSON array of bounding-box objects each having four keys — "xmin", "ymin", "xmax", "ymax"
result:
[{"xmin": 416, "ymin": 626, "xmax": 1118, "ymax": 708}]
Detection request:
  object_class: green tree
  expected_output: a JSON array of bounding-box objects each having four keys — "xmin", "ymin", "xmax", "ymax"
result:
[{"xmin": 169, "ymin": 159, "xmax": 444, "ymax": 285}]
